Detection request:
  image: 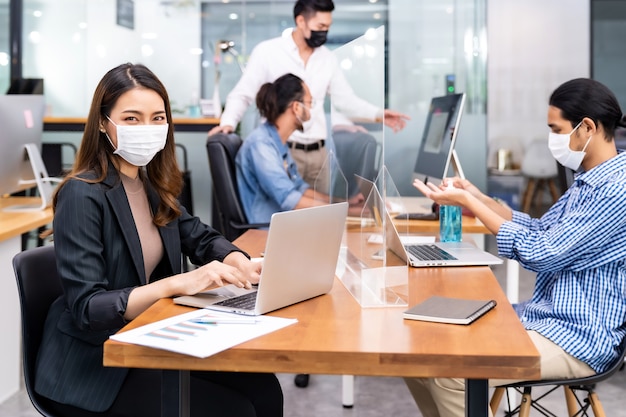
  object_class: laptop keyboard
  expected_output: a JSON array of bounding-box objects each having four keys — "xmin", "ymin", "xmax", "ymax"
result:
[
  {"xmin": 406, "ymin": 244, "xmax": 457, "ymax": 261},
  {"xmin": 212, "ymin": 291, "xmax": 258, "ymax": 309}
]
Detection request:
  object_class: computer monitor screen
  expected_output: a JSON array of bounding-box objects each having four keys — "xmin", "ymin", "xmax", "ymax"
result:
[
  {"xmin": 0, "ymin": 95, "xmax": 46, "ymax": 196},
  {"xmin": 412, "ymin": 93, "xmax": 466, "ymax": 185},
  {"xmin": 6, "ymin": 78, "xmax": 44, "ymax": 95}
]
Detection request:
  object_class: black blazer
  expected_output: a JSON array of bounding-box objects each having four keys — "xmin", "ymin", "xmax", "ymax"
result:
[{"xmin": 35, "ymin": 166, "xmax": 242, "ymax": 412}]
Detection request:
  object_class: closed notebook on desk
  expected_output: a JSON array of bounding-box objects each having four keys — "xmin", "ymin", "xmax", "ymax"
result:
[{"xmin": 403, "ymin": 296, "xmax": 496, "ymax": 325}]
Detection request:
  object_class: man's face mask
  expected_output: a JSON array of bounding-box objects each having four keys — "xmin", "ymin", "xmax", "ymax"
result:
[
  {"xmin": 295, "ymin": 100, "xmax": 312, "ymax": 132},
  {"xmin": 548, "ymin": 121, "xmax": 592, "ymax": 171},
  {"xmin": 305, "ymin": 29, "xmax": 328, "ymax": 48}
]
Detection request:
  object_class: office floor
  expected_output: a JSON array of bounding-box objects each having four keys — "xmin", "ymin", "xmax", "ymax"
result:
[{"xmin": 2, "ymin": 235, "xmax": 626, "ymax": 417}]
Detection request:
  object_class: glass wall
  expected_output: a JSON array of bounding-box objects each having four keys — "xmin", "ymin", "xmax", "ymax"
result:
[
  {"xmin": 9, "ymin": 0, "xmax": 391, "ymax": 118},
  {"xmin": 16, "ymin": 0, "xmax": 204, "ymax": 116},
  {"xmin": 0, "ymin": 0, "xmax": 9, "ymax": 94},
  {"xmin": 200, "ymin": 0, "xmax": 389, "ymax": 97},
  {"xmin": 200, "ymin": 0, "xmax": 389, "ymax": 138},
  {"xmin": 388, "ymin": 0, "xmax": 487, "ymax": 193},
  {"xmin": 4, "ymin": 0, "xmax": 488, "ymax": 217}
]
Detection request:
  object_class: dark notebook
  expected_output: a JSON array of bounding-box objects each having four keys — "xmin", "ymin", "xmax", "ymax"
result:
[{"xmin": 403, "ymin": 296, "xmax": 497, "ymax": 325}]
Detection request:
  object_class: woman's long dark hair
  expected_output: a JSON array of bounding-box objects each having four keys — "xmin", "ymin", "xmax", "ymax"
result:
[{"xmin": 53, "ymin": 63, "xmax": 182, "ymax": 226}]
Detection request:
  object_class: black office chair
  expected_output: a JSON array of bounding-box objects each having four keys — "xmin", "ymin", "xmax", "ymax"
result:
[
  {"xmin": 41, "ymin": 142, "xmax": 77, "ymax": 177},
  {"xmin": 206, "ymin": 133, "xmax": 269, "ymax": 241},
  {"xmin": 13, "ymin": 245, "xmax": 63, "ymax": 417},
  {"xmin": 490, "ymin": 337, "xmax": 626, "ymax": 417},
  {"xmin": 332, "ymin": 129, "xmax": 380, "ymax": 197}
]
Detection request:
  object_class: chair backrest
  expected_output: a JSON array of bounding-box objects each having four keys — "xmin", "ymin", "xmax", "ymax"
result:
[
  {"xmin": 559, "ymin": 335, "xmax": 626, "ymax": 388},
  {"xmin": 13, "ymin": 245, "xmax": 63, "ymax": 416},
  {"xmin": 206, "ymin": 133, "xmax": 249, "ymax": 241},
  {"xmin": 332, "ymin": 130, "xmax": 380, "ymax": 197},
  {"xmin": 41, "ymin": 142, "xmax": 77, "ymax": 178},
  {"xmin": 175, "ymin": 143, "xmax": 194, "ymax": 216},
  {"xmin": 521, "ymin": 139, "xmax": 558, "ymax": 178}
]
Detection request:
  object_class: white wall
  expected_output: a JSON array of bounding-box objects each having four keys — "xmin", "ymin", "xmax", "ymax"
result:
[
  {"xmin": 487, "ymin": 0, "xmax": 590, "ymax": 168},
  {"xmin": 25, "ymin": 0, "xmax": 201, "ymax": 116}
]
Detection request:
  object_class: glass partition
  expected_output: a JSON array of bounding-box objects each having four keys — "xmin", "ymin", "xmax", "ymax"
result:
[
  {"xmin": 0, "ymin": 0, "xmax": 9, "ymax": 94},
  {"xmin": 331, "ymin": 26, "xmax": 409, "ymax": 308}
]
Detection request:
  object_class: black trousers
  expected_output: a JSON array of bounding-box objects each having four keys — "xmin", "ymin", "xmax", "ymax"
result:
[{"xmin": 47, "ymin": 369, "xmax": 283, "ymax": 417}]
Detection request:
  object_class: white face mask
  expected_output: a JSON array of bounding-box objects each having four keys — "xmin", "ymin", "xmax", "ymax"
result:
[
  {"xmin": 548, "ymin": 121, "xmax": 592, "ymax": 171},
  {"xmin": 106, "ymin": 117, "xmax": 168, "ymax": 167},
  {"xmin": 295, "ymin": 101, "xmax": 311, "ymax": 133}
]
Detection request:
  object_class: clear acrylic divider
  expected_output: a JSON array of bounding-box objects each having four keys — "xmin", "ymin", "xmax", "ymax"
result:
[
  {"xmin": 313, "ymin": 147, "xmax": 348, "ymax": 204},
  {"xmin": 330, "ymin": 26, "xmax": 409, "ymax": 308}
]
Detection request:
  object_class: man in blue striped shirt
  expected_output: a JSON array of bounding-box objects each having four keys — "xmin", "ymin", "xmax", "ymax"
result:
[{"xmin": 410, "ymin": 78, "xmax": 626, "ymax": 417}]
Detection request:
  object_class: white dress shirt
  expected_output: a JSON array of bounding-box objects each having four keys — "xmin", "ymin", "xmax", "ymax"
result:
[{"xmin": 220, "ymin": 29, "xmax": 382, "ymax": 145}]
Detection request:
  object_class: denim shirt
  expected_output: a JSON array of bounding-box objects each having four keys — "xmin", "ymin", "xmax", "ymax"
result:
[{"xmin": 236, "ymin": 122, "xmax": 309, "ymax": 224}]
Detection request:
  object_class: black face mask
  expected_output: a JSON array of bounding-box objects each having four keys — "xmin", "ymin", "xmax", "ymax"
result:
[{"xmin": 305, "ymin": 30, "xmax": 328, "ymax": 48}]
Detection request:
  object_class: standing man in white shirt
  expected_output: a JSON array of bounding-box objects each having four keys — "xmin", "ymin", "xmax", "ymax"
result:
[{"xmin": 208, "ymin": 0, "xmax": 410, "ymax": 194}]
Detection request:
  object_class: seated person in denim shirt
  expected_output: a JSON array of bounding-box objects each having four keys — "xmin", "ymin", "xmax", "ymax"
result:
[{"xmin": 236, "ymin": 73, "xmax": 329, "ymax": 224}]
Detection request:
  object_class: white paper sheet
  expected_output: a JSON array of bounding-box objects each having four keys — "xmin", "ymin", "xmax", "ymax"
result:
[
  {"xmin": 367, "ymin": 234, "xmax": 436, "ymax": 245},
  {"xmin": 110, "ymin": 308, "xmax": 297, "ymax": 358}
]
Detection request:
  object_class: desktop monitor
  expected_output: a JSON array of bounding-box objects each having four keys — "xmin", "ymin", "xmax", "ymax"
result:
[
  {"xmin": 0, "ymin": 95, "xmax": 46, "ymax": 197},
  {"xmin": 412, "ymin": 93, "xmax": 466, "ymax": 185},
  {"xmin": 7, "ymin": 78, "xmax": 44, "ymax": 95}
]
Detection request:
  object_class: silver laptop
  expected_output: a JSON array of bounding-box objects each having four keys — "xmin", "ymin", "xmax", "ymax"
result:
[
  {"xmin": 355, "ymin": 175, "xmax": 502, "ymax": 267},
  {"xmin": 174, "ymin": 202, "xmax": 348, "ymax": 315}
]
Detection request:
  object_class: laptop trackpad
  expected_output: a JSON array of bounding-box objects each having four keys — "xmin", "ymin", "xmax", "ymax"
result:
[{"xmin": 175, "ymin": 285, "xmax": 256, "ymax": 307}]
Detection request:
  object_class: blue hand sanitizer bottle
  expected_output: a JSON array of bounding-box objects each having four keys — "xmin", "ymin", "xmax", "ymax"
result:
[{"xmin": 439, "ymin": 180, "xmax": 462, "ymax": 242}]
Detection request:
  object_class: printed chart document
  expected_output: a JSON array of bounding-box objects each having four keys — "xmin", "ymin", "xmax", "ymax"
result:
[
  {"xmin": 403, "ymin": 296, "xmax": 496, "ymax": 325},
  {"xmin": 110, "ymin": 308, "xmax": 297, "ymax": 358}
]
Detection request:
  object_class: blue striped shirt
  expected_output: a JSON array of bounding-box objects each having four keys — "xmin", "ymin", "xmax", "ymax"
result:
[{"xmin": 497, "ymin": 152, "xmax": 626, "ymax": 373}]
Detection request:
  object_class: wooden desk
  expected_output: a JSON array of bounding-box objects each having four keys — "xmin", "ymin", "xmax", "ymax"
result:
[
  {"xmin": 0, "ymin": 197, "xmax": 54, "ymax": 241},
  {"xmin": 0, "ymin": 197, "xmax": 53, "ymax": 403},
  {"xmin": 43, "ymin": 116, "xmax": 220, "ymax": 133},
  {"xmin": 104, "ymin": 229, "xmax": 539, "ymax": 417}
]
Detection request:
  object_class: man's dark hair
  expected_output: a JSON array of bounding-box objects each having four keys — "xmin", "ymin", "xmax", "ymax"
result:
[
  {"xmin": 550, "ymin": 78, "xmax": 626, "ymax": 141},
  {"xmin": 293, "ymin": 0, "xmax": 335, "ymax": 21},
  {"xmin": 256, "ymin": 73, "xmax": 305, "ymax": 125}
]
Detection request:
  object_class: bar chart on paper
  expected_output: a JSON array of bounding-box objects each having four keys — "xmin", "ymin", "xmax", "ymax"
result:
[{"xmin": 110, "ymin": 309, "xmax": 297, "ymax": 358}]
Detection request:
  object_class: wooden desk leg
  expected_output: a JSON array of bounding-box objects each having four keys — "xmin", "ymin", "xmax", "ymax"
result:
[
  {"xmin": 466, "ymin": 379, "xmax": 488, "ymax": 417},
  {"xmin": 162, "ymin": 370, "xmax": 190, "ymax": 417}
]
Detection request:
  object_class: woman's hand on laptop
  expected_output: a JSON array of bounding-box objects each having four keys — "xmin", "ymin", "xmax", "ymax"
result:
[
  {"xmin": 175, "ymin": 256, "xmax": 259, "ymax": 296},
  {"xmin": 223, "ymin": 251, "xmax": 262, "ymax": 285}
]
